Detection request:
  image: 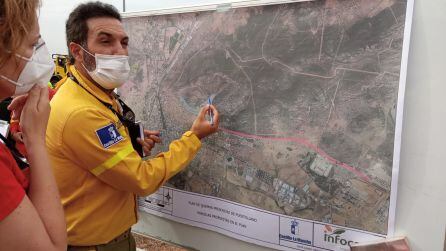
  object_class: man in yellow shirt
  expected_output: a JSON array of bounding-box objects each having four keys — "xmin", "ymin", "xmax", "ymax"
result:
[{"xmin": 46, "ymin": 2, "xmax": 219, "ymax": 250}]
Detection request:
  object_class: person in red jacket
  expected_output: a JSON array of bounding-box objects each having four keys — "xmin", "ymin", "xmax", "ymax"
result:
[
  {"xmin": 9, "ymin": 86, "xmax": 56, "ymax": 157},
  {"xmin": 0, "ymin": 0, "xmax": 67, "ymax": 250}
]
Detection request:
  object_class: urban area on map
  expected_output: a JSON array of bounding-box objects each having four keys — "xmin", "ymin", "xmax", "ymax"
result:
[{"xmin": 120, "ymin": 0, "xmax": 407, "ymax": 235}]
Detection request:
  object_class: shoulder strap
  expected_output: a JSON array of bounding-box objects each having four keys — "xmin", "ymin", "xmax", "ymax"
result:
[
  {"xmin": 68, "ymin": 73, "xmax": 144, "ymax": 157},
  {"xmin": 0, "ymin": 132, "xmax": 14, "ymax": 149},
  {"xmin": 68, "ymin": 73, "xmax": 134, "ymax": 127},
  {"xmin": 0, "ymin": 133, "xmax": 29, "ymax": 170}
]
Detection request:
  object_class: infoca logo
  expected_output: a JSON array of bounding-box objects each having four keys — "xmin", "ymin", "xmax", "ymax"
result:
[{"xmin": 323, "ymin": 225, "xmax": 358, "ymax": 247}]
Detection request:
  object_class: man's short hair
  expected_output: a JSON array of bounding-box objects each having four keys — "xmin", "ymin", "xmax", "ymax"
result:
[{"xmin": 66, "ymin": 1, "xmax": 121, "ymax": 64}]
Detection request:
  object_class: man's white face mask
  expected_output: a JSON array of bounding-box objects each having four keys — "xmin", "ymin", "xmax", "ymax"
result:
[
  {"xmin": 79, "ymin": 45, "xmax": 130, "ymax": 90},
  {"xmin": 0, "ymin": 38, "xmax": 55, "ymax": 96}
]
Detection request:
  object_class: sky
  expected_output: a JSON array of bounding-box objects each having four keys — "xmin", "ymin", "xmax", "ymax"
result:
[
  {"xmin": 39, "ymin": 0, "xmax": 121, "ymax": 54},
  {"xmin": 39, "ymin": 0, "xmax": 246, "ymax": 54}
]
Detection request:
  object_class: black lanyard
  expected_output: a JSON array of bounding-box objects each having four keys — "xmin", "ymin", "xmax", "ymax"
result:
[
  {"xmin": 0, "ymin": 133, "xmax": 29, "ymax": 170},
  {"xmin": 68, "ymin": 73, "xmax": 144, "ymax": 157},
  {"xmin": 68, "ymin": 73, "xmax": 136, "ymax": 127}
]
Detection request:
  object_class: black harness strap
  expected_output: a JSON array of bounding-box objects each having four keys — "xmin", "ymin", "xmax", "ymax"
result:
[
  {"xmin": 68, "ymin": 73, "xmax": 143, "ymax": 157},
  {"xmin": 0, "ymin": 133, "xmax": 29, "ymax": 170}
]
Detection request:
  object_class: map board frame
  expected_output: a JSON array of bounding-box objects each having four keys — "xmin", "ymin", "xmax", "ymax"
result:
[{"xmin": 120, "ymin": 0, "xmax": 414, "ymax": 250}]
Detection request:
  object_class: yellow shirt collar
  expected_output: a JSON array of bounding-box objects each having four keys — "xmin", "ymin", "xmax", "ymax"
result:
[{"xmin": 69, "ymin": 65, "xmax": 114, "ymax": 105}]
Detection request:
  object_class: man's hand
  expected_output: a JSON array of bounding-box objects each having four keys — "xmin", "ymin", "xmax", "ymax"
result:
[
  {"xmin": 137, "ymin": 130, "xmax": 162, "ymax": 156},
  {"xmin": 190, "ymin": 105, "xmax": 219, "ymax": 140}
]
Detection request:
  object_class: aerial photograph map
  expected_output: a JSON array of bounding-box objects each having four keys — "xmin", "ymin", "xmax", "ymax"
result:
[{"xmin": 120, "ymin": 0, "xmax": 408, "ymax": 235}]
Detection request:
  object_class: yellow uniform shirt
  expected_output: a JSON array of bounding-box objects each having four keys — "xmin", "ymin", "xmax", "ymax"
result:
[{"xmin": 46, "ymin": 66, "xmax": 201, "ymax": 245}]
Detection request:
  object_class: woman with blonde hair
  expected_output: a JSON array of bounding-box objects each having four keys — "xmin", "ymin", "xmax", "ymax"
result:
[{"xmin": 0, "ymin": 0, "xmax": 66, "ymax": 250}]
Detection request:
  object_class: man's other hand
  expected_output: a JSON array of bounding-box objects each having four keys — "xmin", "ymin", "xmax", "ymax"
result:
[{"xmin": 137, "ymin": 130, "xmax": 162, "ymax": 156}]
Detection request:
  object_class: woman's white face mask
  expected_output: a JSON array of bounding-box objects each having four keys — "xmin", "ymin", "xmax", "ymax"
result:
[
  {"xmin": 79, "ymin": 45, "xmax": 130, "ymax": 90},
  {"xmin": 0, "ymin": 38, "xmax": 55, "ymax": 96}
]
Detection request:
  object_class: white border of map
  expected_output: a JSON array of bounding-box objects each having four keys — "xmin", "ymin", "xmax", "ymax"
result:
[
  {"xmin": 122, "ymin": 0, "xmax": 415, "ymax": 250},
  {"xmin": 122, "ymin": 0, "xmax": 314, "ymax": 18},
  {"xmin": 139, "ymin": 187, "xmax": 390, "ymax": 251},
  {"xmin": 387, "ymin": 0, "xmax": 414, "ymax": 237}
]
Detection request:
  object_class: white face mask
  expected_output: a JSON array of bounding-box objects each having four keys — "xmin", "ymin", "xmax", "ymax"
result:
[
  {"xmin": 80, "ymin": 46, "xmax": 130, "ymax": 90},
  {"xmin": 0, "ymin": 38, "xmax": 55, "ymax": 96}
]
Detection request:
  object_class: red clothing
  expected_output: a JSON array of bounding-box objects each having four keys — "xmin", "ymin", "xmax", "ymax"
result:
[
  {"xmin": 9, "ymin": 87, "xmax": 56, "ymax": 157},
  {"xmin": 0, "ymin": 143, "xmax": 29, "ymax": 221},
  {"xmin": 8, "ymin": 122, "xmax": 26, "ymax": 156}
]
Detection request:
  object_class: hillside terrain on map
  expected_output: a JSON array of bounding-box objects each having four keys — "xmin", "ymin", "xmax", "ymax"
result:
[{"xmin": 120, "ymin": 0, "xmax": 407, "ymax": 234}]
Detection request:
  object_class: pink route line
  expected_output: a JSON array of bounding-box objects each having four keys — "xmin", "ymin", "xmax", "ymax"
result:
[{"xmin": 219, "ymin": 127, "xmax": 371, "ymax": 182}]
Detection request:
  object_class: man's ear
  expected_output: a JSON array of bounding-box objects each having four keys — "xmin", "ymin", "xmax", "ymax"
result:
[{"xmin": 69, "ymin": 42, "xmax": 83, "ymax": 63}]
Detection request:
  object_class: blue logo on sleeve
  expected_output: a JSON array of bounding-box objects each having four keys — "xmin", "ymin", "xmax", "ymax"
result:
[{"xmin": 96, "ymin": 123, "xmax": 124, "ymax": 148}]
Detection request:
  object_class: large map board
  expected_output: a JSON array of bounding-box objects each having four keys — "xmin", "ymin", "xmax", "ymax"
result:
[{"xmin": 120, "ymin": 1, "xmax": 413, "ymax": 250}]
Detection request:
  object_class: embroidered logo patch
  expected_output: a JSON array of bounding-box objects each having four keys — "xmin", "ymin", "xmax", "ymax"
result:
[{"xmin": 95, "ymin": 123, "xmax": 124, "ymax": 148}]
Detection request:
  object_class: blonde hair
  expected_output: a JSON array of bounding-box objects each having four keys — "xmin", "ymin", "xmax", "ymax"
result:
[{"xmin": 0, "ymin": 0, "xmax": 41, "ymax": 66}]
